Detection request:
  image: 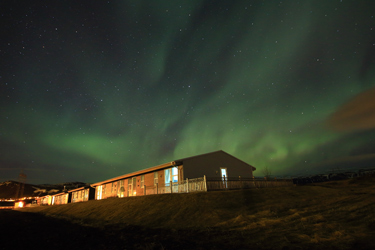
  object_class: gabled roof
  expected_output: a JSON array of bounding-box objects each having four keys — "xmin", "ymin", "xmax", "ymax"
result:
[
  {"xmin": 91, "ymin": 150, "xmax": 255, "ymax": 187},
  {"xmin": 68, "ymin": 186, "xmax": 93, "ymax": 193},
  {"xmin": 174, "ymin": 150, "xmax": 256, "ymax": 171},
  {"xmin": 53, "ymin": 192, "xmax": 69, "ymax": 196}
]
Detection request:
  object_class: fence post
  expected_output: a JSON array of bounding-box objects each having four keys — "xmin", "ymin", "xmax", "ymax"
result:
[
  {"xmin": 204, "ymin": 175, "xmax": 207, "ymax": 192},
  {"xmin": 144, "ymin": 185, "xmax": 146, "ymax": 195},
  {"xmin": 186, "ymin": 178, "xmax": 189, "ymax": 193},
  {"xmin": 156, "ymin": 183, "xmax": 158, "ymax": 194},
  {"xmin": 170, "ymin": 181, "xmax": 173, "ymax": 193}
]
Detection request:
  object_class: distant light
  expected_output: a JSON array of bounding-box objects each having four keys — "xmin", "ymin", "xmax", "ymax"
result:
[{"xmin": 16, "ymin": 201, "xmax": 24, "ymax": 208}]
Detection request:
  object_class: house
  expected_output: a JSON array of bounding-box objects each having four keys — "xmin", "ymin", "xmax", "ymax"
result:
[
  {"xmin": 51, "ymin": 192, "xmax": 71, "ymax": 205},
  {"xmin": 91, "ymin": 150, "xmax": 256, "ymax": 200},
  {"xmin": 69, "ymin": 186, "xmax": 95, "ymax": 203},
  {"xmin": 36, "ymin": 195, "xmax": 52, "ymax": 205}
]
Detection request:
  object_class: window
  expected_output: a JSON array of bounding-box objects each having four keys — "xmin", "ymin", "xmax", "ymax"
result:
[
  {"xmin": 84, "ymin": 189, "xmax": 88, "ymax": 200},
  {"xmin": 141, "ymin": 175, "xmax": 144, "ymax": 188},
  {"xmin": 128, "ymin": 178, "xmax": 136, "ymax": 196},
  {"xmin": 96, "ymin": 185, "xmax": 102, "ymax": 200},
  {"xmin": 128, "ymin": 179, "xmax": 132, "ymax": 195},
  {"xmin": 172, "ymin": 167, "xmax": 178, "ymax": 183},
  {"xmin": 165, "ymin": 167, "xmax": 178, "ymax": 186},
  {"xmin": 165, "ymin": 169, "xmax": 171, "ymax": 186},
  {"xmin": 154, "ymin": 172, "xmax": 158, "ymax": 186},
  {"xmin": 118, "ymin": 180, "xmax": 124, "ymax": 197}
]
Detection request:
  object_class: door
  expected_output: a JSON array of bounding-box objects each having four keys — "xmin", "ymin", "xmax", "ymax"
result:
[{"xmin": 220, "ymin": 168, "xmax": 228, "ymax": 188}]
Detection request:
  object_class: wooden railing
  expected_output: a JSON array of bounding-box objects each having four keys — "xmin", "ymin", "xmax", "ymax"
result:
[
  {"xmin": 145, "ymin": 177, "xmax": 207, "ymax": 195},
  {"xmin": 205, "ymin": 177, "xmax": 293, "ymax": 191}
]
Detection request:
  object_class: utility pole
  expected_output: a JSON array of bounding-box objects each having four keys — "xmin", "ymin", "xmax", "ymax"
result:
[{"xmin": 15, "ymin": 170, "xmax": 27, "ymax": 199}]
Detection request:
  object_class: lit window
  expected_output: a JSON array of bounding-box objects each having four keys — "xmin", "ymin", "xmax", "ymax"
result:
[
  {"xmin": 172, "ymin": 167, "xmax": 178, "ymax": 183},
  {"xmin": 96, "ymin": 185, "xmax": 102, "ymax": 200},
  {"xmin": 165, "ymin": 169, "xmax": 171, "ymax": 186},
  {"xmin": 141, "ymin": 175, "xmax": 144, "ymax": 188},
  {"xmin": 154, "ymin": 172, "xmax": 158, "ymax": 185}
]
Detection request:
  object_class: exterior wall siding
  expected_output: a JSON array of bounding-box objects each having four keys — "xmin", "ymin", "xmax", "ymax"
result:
[
  {"xmin": 71, "ymin": 187, "xmax": 95, "ymax": 202},
  {"xmin": 52, "ymin": 193, "xmax": 70, "ymax": 205},
  {"xmin": 182, "ymin": 151, "xmax": 253, "ymax": 179},
  {"xmin": 144, "ymin": 172, "xmax": 154, "ymax": 188}
]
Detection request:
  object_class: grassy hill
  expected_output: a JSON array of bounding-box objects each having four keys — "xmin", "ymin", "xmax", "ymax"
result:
[{"xmin": 20, "ymin": 176, "xmax": 375, "ymax": 249}]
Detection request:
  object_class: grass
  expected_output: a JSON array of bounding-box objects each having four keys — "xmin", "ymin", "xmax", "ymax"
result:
[{"xmin": 21, "ymin": 176, "xmax": 375, "ymax": 249}]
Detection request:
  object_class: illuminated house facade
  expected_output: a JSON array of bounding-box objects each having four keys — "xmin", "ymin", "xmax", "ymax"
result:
[
  {"xmin": 51, "ymin": 192, "xmax": 71, "ymax": 205},
  {"xmin": 91, "ymin": 150, "xmax": 256, "ymax": 200},
  {"xmin": 37, "ymin": 195, "xmax": 52, "ymax": 205},
  {"xmin": 69, "ymin": 186, "xmax": 95, "ymax": 203}
]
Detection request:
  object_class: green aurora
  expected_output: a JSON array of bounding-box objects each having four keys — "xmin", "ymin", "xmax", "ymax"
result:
[{"xmin": 1, "ymin": 1, "xmax": 375, "ymax": 183}]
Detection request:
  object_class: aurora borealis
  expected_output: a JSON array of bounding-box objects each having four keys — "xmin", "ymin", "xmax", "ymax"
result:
[{"xmin": 1, "ymin": 1, "xmax": 375, "ymax": 184}]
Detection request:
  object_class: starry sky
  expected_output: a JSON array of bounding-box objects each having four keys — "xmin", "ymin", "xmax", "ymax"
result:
[{"xmin": 1, "ymin": 1, "xmax": 375, "ymax": 184}]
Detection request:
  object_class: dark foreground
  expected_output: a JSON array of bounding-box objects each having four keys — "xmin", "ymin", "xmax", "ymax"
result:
[
  {"xmin": 0, "ymin": 210, "xmax": 246, "ymax": 250},
  {"xmin": 3, "ymin": 177, "xmax": 375, "ymax": 250},
  {"xmin": 0, "ymin": 210, "xmax": 124, "ymax": 249}
]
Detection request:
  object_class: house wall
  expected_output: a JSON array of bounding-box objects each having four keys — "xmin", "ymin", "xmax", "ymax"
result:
[
  {"xmin": 117, "ymin": 179, "xmax": 126, "ymax": 198},
  {"xmin": 71, "ymin": 187, "xmax": 94, "ymax": 203},
  {"xmin": 157, "ymin": 170, "xmax": 164, "ymax": 186},
  {"xmin": 135, "ymin": 176, "xmax": 142, "ymax": 196},
  {"xmin": 182, "ymin": 151, "xmax": 253, "ymax": 179},
  {"xmin": 71, "ymin": 190, "xmax": 83, "ymax": 203},
  {"xmin": 95, "ymin": 170, "xmax": 173, "ymax": 199},
  {"xmin": 53, "ymin": 193, "xmax": 70, "ymax": 205},
  {"xmin": 145, "ymin": 172, "xmax": 154, "ymax": 187}
]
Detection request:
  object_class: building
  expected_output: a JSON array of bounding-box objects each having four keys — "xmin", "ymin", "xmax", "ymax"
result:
[
  {"xmin": 51, "ymin": 192, "xmax": 71, "ymax": 205},
  {"xmin": 91, "ymin": 150, "xmax": 256, "ymax": 200},
  {"xmin": 69, "ymin": 186, "xmax": 95, "ymax": 203},
  {"xmin": 36, "ymin": 195, "xmax": 52, "ymax": 205}
]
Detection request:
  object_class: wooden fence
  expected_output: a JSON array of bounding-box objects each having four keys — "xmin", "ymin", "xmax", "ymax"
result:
[
  {"xmin": 205, "ymin": 177, "xmax": 293, "ymax": 191},
  {"xmin": 145, "ymin": 177, "xmax": 207, "ymax": 195},
  {"xmin": 143, "ymin": 176, "xmax": 292, "ymax": 195}
]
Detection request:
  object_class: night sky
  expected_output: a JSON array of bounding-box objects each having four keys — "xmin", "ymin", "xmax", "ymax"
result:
[{"xmin": 1, "ymin": 1, "xmax": 375, "ymax": 184}]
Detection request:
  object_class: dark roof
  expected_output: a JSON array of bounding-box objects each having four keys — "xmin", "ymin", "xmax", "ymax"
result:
[
  {"xmin": 174, "ymin": 150, "xmax": 256, "ymax": 171},
  {"xmin": 68, "ymin": 186, "xmax": 93, "ymax": 193}
]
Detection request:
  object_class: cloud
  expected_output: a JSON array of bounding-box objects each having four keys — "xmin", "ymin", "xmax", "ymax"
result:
[{"xmin": 327, "ymin": 86, "xmax": 375, "ymax": 132}]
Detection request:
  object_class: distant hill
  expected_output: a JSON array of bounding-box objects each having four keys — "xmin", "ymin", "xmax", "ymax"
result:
[{"xmin": 0, "ymin": 181, "xmax": 88, "ymax": 199}]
